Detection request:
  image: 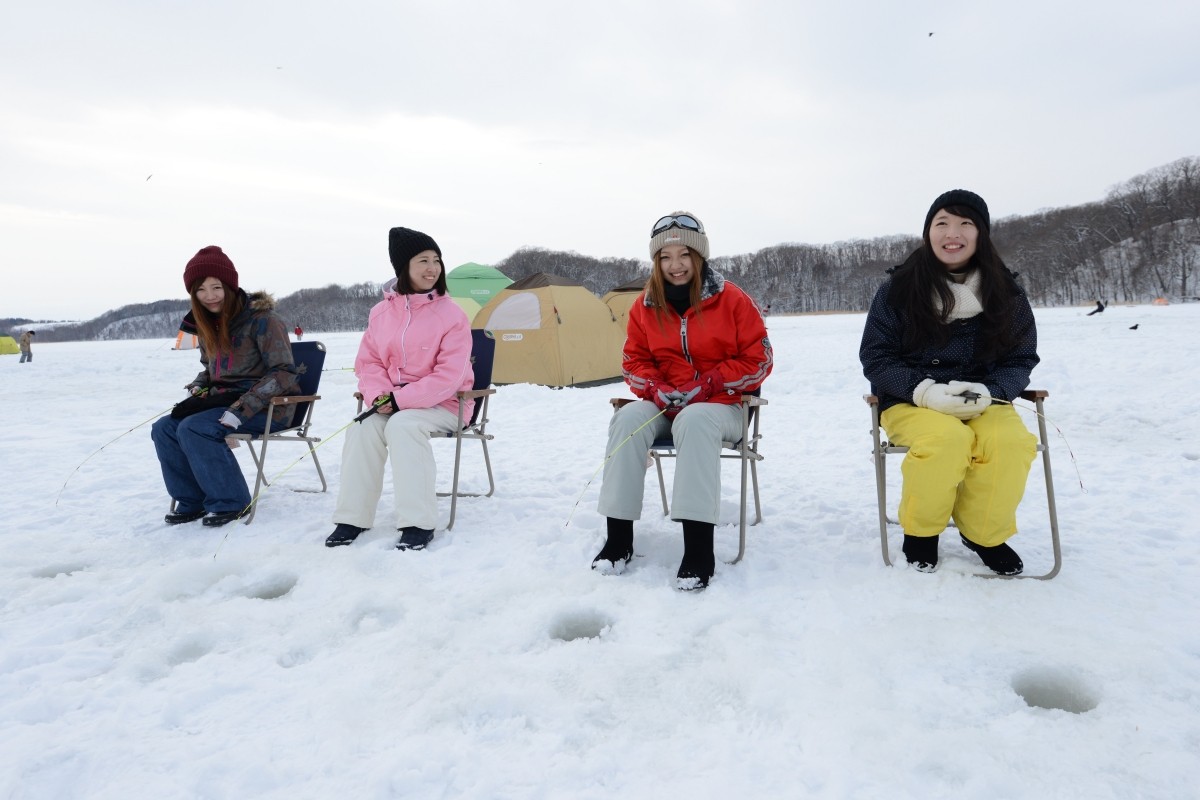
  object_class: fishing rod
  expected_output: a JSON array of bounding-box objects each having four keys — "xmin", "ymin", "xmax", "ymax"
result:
[
  {"xmin": 212, "ymin": 395, "xmax": 394, "ymax": 558},
  {"xmin": 55, "ymin": 406, "xmax": 173, "ymax": 506},
  {"xmin": 564, "ymin": 405, "xmax": 671, "ymax": 528}
]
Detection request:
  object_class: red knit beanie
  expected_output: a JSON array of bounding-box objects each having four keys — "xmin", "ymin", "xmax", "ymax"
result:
[{"xmin": 183, "ymin": 246, "xmax": 239, "ymax": 292}]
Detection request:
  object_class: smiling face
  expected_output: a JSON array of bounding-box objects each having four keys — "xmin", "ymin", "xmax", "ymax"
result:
[
  {"xmin": 657, "ymin": 244, "xmax": 695, "ymax": 286},
  {"xmin": 195, "ymin": 277, "xmax": 226, "ymax": 313},
  {"xmin": 928, "ymin": 210, "xmax": 979, "ymax": 270},
  {"xmin": 407, "ymin": 250, "xmax": 443, "ymax": 292}
]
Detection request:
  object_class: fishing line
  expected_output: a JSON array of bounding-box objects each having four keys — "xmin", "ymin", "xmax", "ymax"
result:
[
  {"xmin": 564, "ymin": 406, "xmax": 669, "ymax": 528},
  {"xmin": 994, "ymin": 397, "xmax": 1087, "ymax": 493},
  {"xmin": 212, "ymin": 410, "xmax": 375, "ymax": 558},
  {"xmin": 55, "ymin": 407, "xmax": 173, "ymax": 506}
]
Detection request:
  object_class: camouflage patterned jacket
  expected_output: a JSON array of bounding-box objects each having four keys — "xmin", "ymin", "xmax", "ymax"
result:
[{"xmin": 186, "ymin": 290, "xmax": 301, "ymax": 427}]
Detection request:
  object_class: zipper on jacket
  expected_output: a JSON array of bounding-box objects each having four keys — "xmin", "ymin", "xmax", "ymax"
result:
[{"xmin": 679, "ymin": 316, "xmax": 692, "ymax": 366}]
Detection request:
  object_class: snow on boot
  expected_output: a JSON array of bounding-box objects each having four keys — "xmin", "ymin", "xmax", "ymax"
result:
[
  {"xmin": 960, "ymin": 534, "xmax": 1023, "ymax": 576},
  {"xmin": 396, "ymin": 526, "xmax": 434, "ymax": 551},
  {"xmin": 676, "ymin": 520, "xmax": 715, "ymax": 592},
  {"xmin": 902, "ymin": 533, "xmax": 939, "ymax": 572},
  {"xmin": 325, "ymin": 523, "xmax": 366, "ymax": 548},
  {"xmin": 592, "ymin": 518, "xmax": 634, "ymax": 575},
  {"xmin": 202, "ymin": 508, "xmax": 249, "ymax": 527}
]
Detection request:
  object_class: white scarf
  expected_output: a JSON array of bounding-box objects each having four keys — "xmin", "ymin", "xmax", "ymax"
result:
[{"xmin": 935, "ymin": 269, "xmax": 984, "ymax": 321}]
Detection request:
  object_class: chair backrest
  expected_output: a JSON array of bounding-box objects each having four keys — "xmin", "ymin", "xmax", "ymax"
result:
[
  {"xmin": 466, "ymin": 330, "xmax": 496, "ymax": 427},
  {"xmin": 288, "ymin": 341, "xmax": 326, "ymax": 427}
]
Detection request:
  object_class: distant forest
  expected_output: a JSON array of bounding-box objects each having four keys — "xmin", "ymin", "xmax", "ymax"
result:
[{"xmin": 6, "ymin": 156, "xmax": 1196, "ymax": 343}]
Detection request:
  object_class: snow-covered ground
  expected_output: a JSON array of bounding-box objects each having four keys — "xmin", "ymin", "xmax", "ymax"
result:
[{"xmin": 2, "ymin": 303, "xmax": 1197, "ymax": 799}]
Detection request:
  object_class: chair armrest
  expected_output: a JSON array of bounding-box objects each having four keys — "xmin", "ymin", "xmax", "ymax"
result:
[
  {"xmin": 611, "ymin": 398, "xmax": 635, "ymax": 410},
  {"xmin": 863, "ymin": 394, "xmax": 880, "ymax": 406},
  {"xmin": 458, "ymin": 388, "xmax": 496, "ymax": 400},
  {"xmin": 740, "ymin": 395, "xmax": 767, "ymax": 407},
  {"xmin": 1019, "ymin": 389, "xmax": 1049, "ymax": 400},
  {"xmin": 270, "ymin": 394, "xmax": 320, "ymax": 405}
]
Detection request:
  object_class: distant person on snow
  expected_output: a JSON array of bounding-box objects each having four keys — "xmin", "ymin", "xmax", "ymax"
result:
[
  {"xmin": 1086, "ymin": 300, "xmax": 1106, "ymax": 316},
  {"xmin": 151, "ymin": 246, "xmax": 300, "ymax": 527},
  {"xmin": 859, "ymin": 190, "xmax": 1040, "ymax": 576},
  {"xmin": 324, "ymin": 227, "xmax": 473, "ymax": 551},
  {"xmin": 294, "ymin": 325, "xmax": 304, "ymax": 340},
  {"xmin": 591, "ymin": 211, "xmax": 773, "ymax": 590},
  {"xmin": 19, "ymin": 330, "xmax": 35, "ymax": 363}
]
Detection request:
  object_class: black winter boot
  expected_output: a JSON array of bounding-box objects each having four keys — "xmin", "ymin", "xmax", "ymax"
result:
[
  {"xmin": 325, "ymin": 523, "xmax": 366, "ymax": 548},
  {"xmin": 960, "ymin": 534, "xmax": 1023, "ymax": 576},
  {"xmin": 396, "ymin": 526, "xmax": 434, "ymax": 551},
  {"xmin": 902, "ymin": 534, "xmax": 940, "ymax": 572},
  {"xmin": 676, "ymin": 520, "xmax": 715, "ymax": 591},
  {"xmin": 202, "ymin": 508, "xmax": 249, "ymax": 527},
  {"xmin": 165, "ymin": 509, "xmax": 206, "ymax": 525},
  {"xmin": 592, "ymin": 518, "xmax": 634, "ymax": 575}
]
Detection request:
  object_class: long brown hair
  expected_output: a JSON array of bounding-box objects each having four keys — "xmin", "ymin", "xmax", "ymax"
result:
[
  {"xmin": 189, "ymin": 279, "xmax": 244, "ymax": 355},
  {"xmin": 643, "ymin": 246, "xmax": 706, "ymax": 324}
]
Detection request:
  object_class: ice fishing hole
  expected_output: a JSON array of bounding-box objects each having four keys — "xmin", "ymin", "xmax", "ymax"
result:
[
  {"xmin": 550, "ymin": 610, "xmax": 612, "ymax": 642},
  {"xmin": 242, "ymin": 573, "xmax": 298, "ymax": 601},
  {"xmin": 1011, "ymin": 667, "xmax": 1099, "ymax": 713},
  {"xmin": 31, "ymin": 563, "xmax": 88, "ymax": 578}
]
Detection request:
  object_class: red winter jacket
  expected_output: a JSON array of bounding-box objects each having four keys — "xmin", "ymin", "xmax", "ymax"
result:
[{"xmin": 623, "ymin": 270, "xmax": 772, "ymax": 404}]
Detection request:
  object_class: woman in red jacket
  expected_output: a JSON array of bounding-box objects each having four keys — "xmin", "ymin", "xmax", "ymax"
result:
[{"xmin": 592, "ymin": 211, "xmax": 772, "ymax": 590}]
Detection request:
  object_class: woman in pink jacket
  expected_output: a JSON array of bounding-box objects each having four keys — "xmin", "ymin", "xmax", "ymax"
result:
[{"xmin": 326, "ymin": 227, "xmax": 474, "ymax": 550}]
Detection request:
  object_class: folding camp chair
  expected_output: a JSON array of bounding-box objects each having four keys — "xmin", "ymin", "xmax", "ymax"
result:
[
  {"xmin": 864, "ymin": 389, "xmax": 1061, "ymax": 579},
  {"xmin": 610, "ymin": 393, "xmax": 766, "ymax": 564},
  {"xmin": 354, "ymin": 329, "xmax": 498, "ymax": 530},
  {"xmin": 227, "ymin": 340, "xmax": 328, "ymax": 523}
]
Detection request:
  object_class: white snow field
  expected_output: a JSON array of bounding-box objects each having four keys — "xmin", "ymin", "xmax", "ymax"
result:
[{"xmin": 1, "ymin": 302, "xmax": 1197, "ymax": 799}]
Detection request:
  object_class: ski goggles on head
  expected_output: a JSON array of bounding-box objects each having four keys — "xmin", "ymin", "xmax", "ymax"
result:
[{"xmin": 651, "ymin": 214, "xmax": 705, "ymax": 237}]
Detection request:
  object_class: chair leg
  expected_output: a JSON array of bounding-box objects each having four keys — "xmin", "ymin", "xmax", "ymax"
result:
[
  {"xmin": 653, "ymin": 452, "xmax": 670, "ymax": 516},
  {"xmin": 871, "ymin": 406, "xmax": 894, "ymax": 567},
  {"xmin": 447, "ymin": 432, "xmax": 465, "ymax": 531},
  {"xmin": 1031, "ymin": 397, "xmax": 1063, "ymax": 580},
  {"xmin": 242, "ymin": 437, "xmax": 267, "ymax": 524},
  {"xmin": 479, "ymin": 437, "xmax": 496, "ymax": 497}
]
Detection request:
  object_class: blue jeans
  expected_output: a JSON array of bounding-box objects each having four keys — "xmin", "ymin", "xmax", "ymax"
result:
[
  {"xmin": 151, "ymin": 408, "xmax": 285, "ymax": 514},
  {"xmin": 20, "ymin": 352, "xmax": 31, "ymax": 363}
]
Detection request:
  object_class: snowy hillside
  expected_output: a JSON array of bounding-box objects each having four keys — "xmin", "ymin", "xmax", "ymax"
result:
[{"xmin": 1, "ymin": 303, "xmax": 1197, "ymax": 799}]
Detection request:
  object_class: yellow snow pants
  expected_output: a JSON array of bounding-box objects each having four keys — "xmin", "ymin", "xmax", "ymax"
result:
[{"xmin": 880, "ymin": 403, "xmax": 1037, "ymax": 547}]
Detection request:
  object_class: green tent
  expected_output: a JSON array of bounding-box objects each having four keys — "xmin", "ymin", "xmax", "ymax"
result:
[
  {"xmin": 446, "ymin": 263, "xmax": 513, "ymax": 307},
  {"xmin": 0, "ymin": 335, "xmax": 19, "ymax": 355}
]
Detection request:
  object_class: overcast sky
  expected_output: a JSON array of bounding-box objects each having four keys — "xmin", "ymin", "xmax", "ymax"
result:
[{"xmin": 3, "ymin": 0, "xmax": 1197, "ymax": 320}]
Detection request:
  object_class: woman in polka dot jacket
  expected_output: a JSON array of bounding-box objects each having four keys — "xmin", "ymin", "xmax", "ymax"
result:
[{"xmin": 859, "ymin": 190, "xmax": 1040, "ymax": 576}]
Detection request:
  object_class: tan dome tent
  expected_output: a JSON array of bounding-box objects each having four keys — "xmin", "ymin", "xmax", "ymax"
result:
[
  {"xmin": 473, "ymin": 273, "xmax": 624, "ymax": 387},
  {"xmin": 602, "ymin": 276, "xmax": 648, "ymax": 329}
]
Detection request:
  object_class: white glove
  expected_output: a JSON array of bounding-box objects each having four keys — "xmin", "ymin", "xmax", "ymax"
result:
[
  {"xmin": 947, "ymin": 381, "xmax": 991, "ymax": 418},
  {"xmin": 915, "ymin": 380, "xmax": 990, "ymax": 420},
  {"xmin": 219, "ymin": 410, "xmax": 243, "ymax": 429}
]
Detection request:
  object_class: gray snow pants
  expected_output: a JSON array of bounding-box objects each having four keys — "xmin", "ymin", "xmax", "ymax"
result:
[{"xmin": 597, "ymin": 400, "xmax": 743, "ymax": 525}]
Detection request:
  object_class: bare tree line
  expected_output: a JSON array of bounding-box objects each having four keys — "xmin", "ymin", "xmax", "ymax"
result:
[{"xmin": 8, "ymin": 157, "xmax": 1197, "ymax": 343}]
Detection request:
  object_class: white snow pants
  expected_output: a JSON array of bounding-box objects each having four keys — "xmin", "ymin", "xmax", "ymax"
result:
[
  {"xmin": 333, "ymin": 406, "xmax": 459, "ymax": 530},
  {"xmin": 597, "ymin": 400, "xmax": 743, "ymax": 525}
]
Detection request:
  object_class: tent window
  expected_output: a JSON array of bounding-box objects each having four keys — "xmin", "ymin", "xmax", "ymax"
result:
[{"xmin": 487, "ymin": 294, "xmax": 542, "ymax": 329}]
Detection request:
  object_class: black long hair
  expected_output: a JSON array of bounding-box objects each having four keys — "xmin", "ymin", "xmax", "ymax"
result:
[{"xmin": 894, "ymin": 204, "xmax": 1018, "ymax": 361}]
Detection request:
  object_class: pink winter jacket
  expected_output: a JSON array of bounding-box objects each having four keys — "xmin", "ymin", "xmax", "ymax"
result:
[{"xmin": 355, "ymin": 280, "xmax": 474, "ymax": 419}]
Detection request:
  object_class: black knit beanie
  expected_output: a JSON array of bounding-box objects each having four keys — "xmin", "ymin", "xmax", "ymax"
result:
[
  {"xmin": 388, "ymin": 227, "xmax": 441, "ymax": 278},
  {"xmin": 924, "ymin": 189, "xmax": 990, "ymax": 234}
]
